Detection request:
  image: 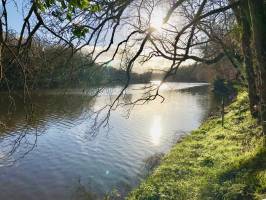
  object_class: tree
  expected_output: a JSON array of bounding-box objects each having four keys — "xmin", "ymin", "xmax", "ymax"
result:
[
  {"xmin": 239, "ymin": 0, "xmax": 259, "ymax": 118},
  {"xmin": 1, "ymin": 0, "xmax": 266, "ymax": 135},
  {"xmin": 248, "ymin": 0, "xmax": 266, "ymax": 133}
]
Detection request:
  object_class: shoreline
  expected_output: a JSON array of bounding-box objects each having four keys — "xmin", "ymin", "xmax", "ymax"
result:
[{"xmin": 127, "ymin": 90, "xmax": 265, "ymax": 199}]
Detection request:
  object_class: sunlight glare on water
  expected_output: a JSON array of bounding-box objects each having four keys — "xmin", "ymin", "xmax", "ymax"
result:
[
  {"xmin": 0, "ymin": 83, "xmax": 214, "ymax": 200},
  {"xmin": 150, "ymin": 115, "xmax": 162, "ymax": 146},
  {"xmin": 150, "ymin": 80, "xmax": 161, "ymax": 85},
  {"xmin": 150, "ymin": 80, "xmax": 170, "ymax": 91}
]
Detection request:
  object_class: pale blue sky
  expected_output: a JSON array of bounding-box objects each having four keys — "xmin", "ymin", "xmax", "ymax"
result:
[
  {"xmin": 4, "ymin": 0, "xmax": 184, "ymax": 71},
  {"xmin": 6, "ymin": 0, "xmax": 24, "ymax": 32}
]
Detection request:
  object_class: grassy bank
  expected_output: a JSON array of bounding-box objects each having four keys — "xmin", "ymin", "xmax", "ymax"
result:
[{"xmin": 127, "ymin": 91, "xmax": 266, "ymax": 200}]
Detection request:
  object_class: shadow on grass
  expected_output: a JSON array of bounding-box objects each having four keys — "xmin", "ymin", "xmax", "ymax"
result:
[{"xmin": 202, "ymin": 148, "xmax": 266, "ymax": 200}]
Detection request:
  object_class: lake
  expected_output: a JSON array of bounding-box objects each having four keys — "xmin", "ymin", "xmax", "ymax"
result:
[{"xmin": 0, "ymin": 82, "xmax": 215, "ymax": 200}]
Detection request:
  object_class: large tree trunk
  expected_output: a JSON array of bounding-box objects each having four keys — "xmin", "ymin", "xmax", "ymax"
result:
[
  {"xmin": 248, "ymin": 0, "xmax": 266, "ymax": 134},
  {"xmin": 240, "ymin": 0, "xmax": 259, "ymax": 118},
  {"xmin": 0, "ymin": 44, "xmax": 2, "ymax": 81}
]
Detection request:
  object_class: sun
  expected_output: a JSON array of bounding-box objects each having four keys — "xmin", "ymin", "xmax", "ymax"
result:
[{"xmin": 150, "ymin": 9, "xmax": 165, "ymax": 31}]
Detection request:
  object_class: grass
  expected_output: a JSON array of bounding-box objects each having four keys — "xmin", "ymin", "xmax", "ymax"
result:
[{"xmin": 127, "ymin": 90, "xmax": 266, "ymax": 200}]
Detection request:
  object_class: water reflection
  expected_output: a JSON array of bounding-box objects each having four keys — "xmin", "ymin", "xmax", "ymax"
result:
[
  {"xmin": 150, "ymin": 115, "xmax": 162, "ymax": 145},
  {"xmin": 0, "ymin": 93, "xmax": 96, "ymax": 164},
  {"xmin": 0, "ymin": 83, "xmax": 215, "ymax": 200}
]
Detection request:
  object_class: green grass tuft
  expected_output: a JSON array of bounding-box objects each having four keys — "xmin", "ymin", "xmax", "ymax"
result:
[{"xmin": 127, "ymin": 91, "xmax": 265, "ymax": 200}]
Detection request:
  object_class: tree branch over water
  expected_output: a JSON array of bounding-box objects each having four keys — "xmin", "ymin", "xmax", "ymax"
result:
[{"xmin": 1, "ymin": 0, "xmax": 266, "ymax": 157}]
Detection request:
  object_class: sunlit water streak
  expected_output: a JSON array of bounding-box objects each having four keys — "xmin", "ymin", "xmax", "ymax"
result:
[{"xmin": 0, "ymin": 83, "xmax": 214, "ymax": 200}]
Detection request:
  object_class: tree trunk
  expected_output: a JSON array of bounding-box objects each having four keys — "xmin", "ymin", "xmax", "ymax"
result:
[
  {"xmin": 230, "ymin": 0, "xmax": 259, "ymax": 118},
  {"xmin": 0, "ymin": 44, "xmax": 2, "ymax": 81},
  {"xmin": 240, "ymin": 0, "xmax": 259, "ymax": 118},
  {"xmin": 248, "ymin": 0, "xmax": 266, "ymax": 134}
]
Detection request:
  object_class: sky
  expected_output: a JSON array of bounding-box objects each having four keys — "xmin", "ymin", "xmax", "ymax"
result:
[
  {"xmin": 6, "ymin": 0, "xmax": 24, "ymax": 31},
  {"xmin": 4, "ymin": 0, "xmax": 192, "ymax": 73}
]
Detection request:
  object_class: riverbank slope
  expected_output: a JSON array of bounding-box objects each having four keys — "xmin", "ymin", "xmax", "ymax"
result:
[{"xmin": 127, "ymin": 90, "xmax": 266, "ymax": 200}]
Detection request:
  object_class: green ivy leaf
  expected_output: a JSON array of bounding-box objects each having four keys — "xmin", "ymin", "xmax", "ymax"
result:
[
  {"xmin": 66, "ymin": 12, "xmax": 72, "ymax": 20},
  {"xmin": 45, "ymin": 0, "xmax": 55, "ymax": 8},
  {"xmin": 36, "ymin": 0, "xmax": 46, "ymax": 12},
  {"xmin": 89, "ymin": 4, "xmax": 101, "ymax": 13},
  {"xmin": 59, "ymin": 0, "xmax": 67, "ymax": 9},
  {"xmin": 72, "ymin": 26, "xmax": 89, "ymax": 38},
  {"xmin": 80, "ymin": 0, "xmax": 89, "ymax": 10}
]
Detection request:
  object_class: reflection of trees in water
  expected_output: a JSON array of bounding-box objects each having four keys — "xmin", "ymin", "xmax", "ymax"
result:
[
  {"xmin": 123, "ymin": 93, "xmax": 133, "ymax": 104},
  {"xmin": 178, "ymin": 85, "xmax": 210, "ymax": 95},
  {"xmin": 178, "ymin": 85, "xmax": 218, "ymax": 120},
  {"xmin": 0, "ymin": 86, "xmax": 214, "ymax": 164},
  {"xmin": 0, "ymin": 92, "xmax": 96, "ymax": 164}
]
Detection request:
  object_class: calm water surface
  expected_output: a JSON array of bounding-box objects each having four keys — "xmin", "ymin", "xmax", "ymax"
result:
[{"xmin": 0, "ymin": 83, "xmax": 214, "ymax": 200}]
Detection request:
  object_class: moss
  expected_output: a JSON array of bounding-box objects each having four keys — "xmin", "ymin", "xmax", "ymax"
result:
[{"xmin": 127, "ymin": 91, "xmax": 265, "ymax": 200}]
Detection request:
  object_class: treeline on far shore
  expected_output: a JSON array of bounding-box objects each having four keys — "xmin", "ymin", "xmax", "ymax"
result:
[
  {"xmin": 1, "ymin": 33, "xmax": 237, "ymax": 91},
  {"xmin": 0, "ymin": 33, "xmax": 153, "ymax": 91},
  {"xmin": 151, "ymin": 58, "xmax": 238, "ymax": 83}
]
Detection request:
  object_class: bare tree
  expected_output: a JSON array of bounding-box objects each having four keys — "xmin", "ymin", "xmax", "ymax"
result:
[{"xmin": 1, "ymin": 0, "xmax": 266, "ymax": 137}]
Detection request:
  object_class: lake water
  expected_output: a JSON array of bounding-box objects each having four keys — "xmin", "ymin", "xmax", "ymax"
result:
[{"xmin": 0, "ymin": 83, "xmax": 215, "ymax": 200}]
